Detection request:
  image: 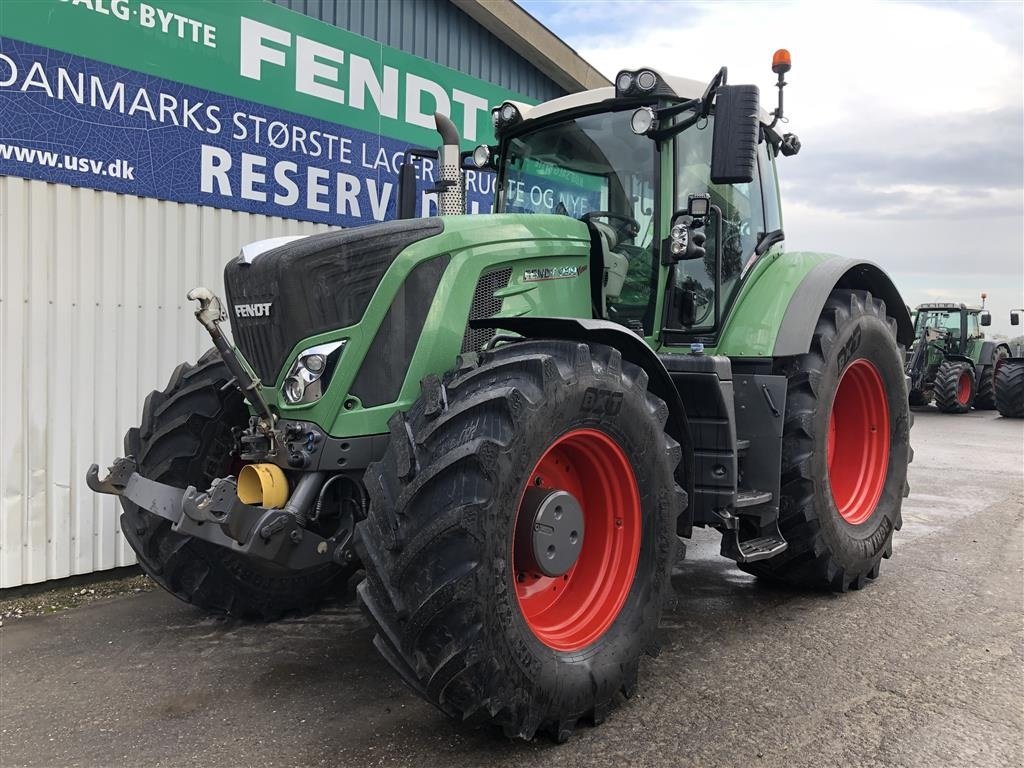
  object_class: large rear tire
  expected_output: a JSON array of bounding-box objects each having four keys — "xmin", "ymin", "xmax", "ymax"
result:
[
  {"xmin": 120, "ymin": 349, "xmax": 350, "ymax": 619},
  {"xmin": 740, "ymin": 289, "xmax": 910, "ymax": 591},
  {"xmin": 934, "ymin": 359, "xmax": 975, "ymax": 413},
  {"xmin": 356, "ymin": 340, "xmax": 684, "ymax": 740},
  {"xmin": 976, "ymin": 346, "xmax": 1009, "ymax": 410},
  {"xmin": 995, "ymin": 359, "xmax": 1024, "ymax": 418}
]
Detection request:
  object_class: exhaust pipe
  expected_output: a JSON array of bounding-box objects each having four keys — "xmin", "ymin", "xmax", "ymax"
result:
[{"xmin": 434, "ymin": 112, "xmax": 464, "ymax": 216}]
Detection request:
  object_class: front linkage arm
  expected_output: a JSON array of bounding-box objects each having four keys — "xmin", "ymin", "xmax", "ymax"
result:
[{"xmin": 86, "ymin": 458, "xmax": 342, "ymax": 570}]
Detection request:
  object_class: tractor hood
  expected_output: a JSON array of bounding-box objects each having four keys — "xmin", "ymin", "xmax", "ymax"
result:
[
  {"xmin": 223, "ymin": 214, "xmax": 593, "ymax": 438},
  {"xmin": 224, "ymin": 219, "xmax": 444, "ymax": 382}
]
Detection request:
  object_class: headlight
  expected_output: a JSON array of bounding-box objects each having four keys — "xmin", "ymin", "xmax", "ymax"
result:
[
  {"xmin": 636, "ymin": 70, "xmax": 658, "ymax": 91},
  {"xmin": 283, "ymin": 376, "xmax": 306, "ymax": 404},
  {"xmin": 616, "ymin": 71, "xmax": 633, "ymax": 92},
  {"xmin": 630, "ymin": 106, "xmax": 658, "ymax": 136},
  {"xmin": 281, "ymin": 340, "xmax": 346, "ymax": 405},
  {"xmin": 472, "ymin": 144, "xmax": 491, "ymax": 169}
]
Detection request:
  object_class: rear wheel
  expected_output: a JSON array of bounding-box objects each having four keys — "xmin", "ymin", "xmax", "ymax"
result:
[
  {"xmin": 975, "ymin": 346, "xmax": 1009, "ymax": 410},
  {"xmin": 356, "ymin": 340, "xmax": 684, "ymax": 740},
  {"xmin": 995, "ymin": 359, "xmax": 1024, "ymax": 418},
  {"xmin": 740, "ymin": 289, "xmax": 910, "ymax": 591},
  {"xmin": 120, "ymin": 349, "xmax": 350, "ymax": 619},
  {"xmin": 934, "ymin": 359, "xmax": 975, "ymax": 413}
]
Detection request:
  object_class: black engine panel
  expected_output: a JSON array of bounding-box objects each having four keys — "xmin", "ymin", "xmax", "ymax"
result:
[{"xmin": 223, "ymin": 218, "xmax": 444, "ymax": 382}]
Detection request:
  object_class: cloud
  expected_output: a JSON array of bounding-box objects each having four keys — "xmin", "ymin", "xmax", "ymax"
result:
[{"xmin": 519, "ymin": 0, "xmax": 1023, "ymax": 291}]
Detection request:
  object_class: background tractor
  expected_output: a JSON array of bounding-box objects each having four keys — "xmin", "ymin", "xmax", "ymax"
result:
[
  {"xmin": 88, "ymin": 51, "xmax": 914, "ymax": 740},
  {"xmin": 905, "ymin": 297, "xmax": 1009, "ymax": 413},
  {"xmin": 995, "ymin": 309, "xmax": 1024, "ymax": 418}
]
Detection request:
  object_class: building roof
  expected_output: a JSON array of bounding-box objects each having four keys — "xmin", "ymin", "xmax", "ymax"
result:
[{"xmin": 452, "ymin": 0, "xmax": 610, "ymax": 93}]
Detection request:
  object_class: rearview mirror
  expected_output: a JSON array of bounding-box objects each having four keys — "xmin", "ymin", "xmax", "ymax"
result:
[
  {"xmin": 981, "ymin": 311, "xmax": 991, "ymax": 326},
  {"xmin": 711, "ymin": 85, "xmax": 759, "ymax": 185},
  {"xmin": 1012, "ymin": 311, "xmax": 1021, "ymax": 326}
]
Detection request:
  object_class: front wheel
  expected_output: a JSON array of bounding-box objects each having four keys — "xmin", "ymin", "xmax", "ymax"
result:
[
  {"xmin": 740, "ymin": 289, "xmax": 911, "ymax": 591},
  {"xmin": 934, "ymin": 359, "xmax": 975, "ymax": 413},
  {"xmin": 119, "ymin": 349, "xmax": 351, "ymax": 619},
  {"xmin": 356, "ymin": 340, "xmax": 684, "ymax": 740}
]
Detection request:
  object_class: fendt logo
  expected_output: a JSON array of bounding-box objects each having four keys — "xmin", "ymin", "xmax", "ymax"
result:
[{"xmin": 234, "ymin": 302, "xmax": 273, "ymax": 318}]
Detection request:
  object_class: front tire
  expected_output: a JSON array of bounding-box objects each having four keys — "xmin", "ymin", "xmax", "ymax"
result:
[
  {"xmin": 740, "ymin": 289, "xmax": 910, "ymax": 591},
  {"xmin": 356, "ymin": 340, "xmax": 684, "ymax": 740},
  {"xmin": 120, "ymin": 349, "xmax": 350, "ymax": 619},
  {"xmin": 934, "ymin": 359, "xmax": 975, "ymax": 413}
]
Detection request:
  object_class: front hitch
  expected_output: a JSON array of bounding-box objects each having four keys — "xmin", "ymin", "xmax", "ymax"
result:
[
  {"xmin": 86, "ymin": 458, "xmax": 340, "ymax": 570},
  {"xmin": 187, "ymin": 286, "xmax": 276, "ymax": 429}
]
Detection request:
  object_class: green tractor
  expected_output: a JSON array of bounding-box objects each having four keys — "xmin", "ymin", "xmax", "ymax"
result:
[
  {"xmin": 905, "ymin": 297, "xmax": 1010, "ymax": 413},
  {"xmin": 995, "ymin": 309, "xmax": 1024, "ymax": 418},
  {"xmin": 88, "ymin": 52, "xmax": 914, "ymax": 740}
]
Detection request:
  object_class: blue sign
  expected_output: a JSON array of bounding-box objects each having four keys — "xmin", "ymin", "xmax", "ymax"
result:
[{"xmin": 0, "ymin": 37, "xmax": 498, "ymax": 225}]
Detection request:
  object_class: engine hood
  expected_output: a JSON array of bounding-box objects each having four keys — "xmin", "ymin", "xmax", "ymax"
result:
[{"xmin": 223, "ymin": 218, "xmax": 444, "ymax": 381}]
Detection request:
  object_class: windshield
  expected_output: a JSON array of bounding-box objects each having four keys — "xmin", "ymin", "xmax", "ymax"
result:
[
  {"xmin": 498, "ymin": 110, "xmax": 658, "ymax": 329},
  {"xmin": 916, "ymin": 310, "xmax": 962, "ymax": 337}
]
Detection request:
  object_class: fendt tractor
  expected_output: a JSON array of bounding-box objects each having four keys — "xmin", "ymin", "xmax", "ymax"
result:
[
  {"xmin": 995, "ymin": 309, "xmax": 1024, "ymax": 418},
  {"xmin": 88, "ymin": 52, "xmax": 915, "ymax": 740},
  {"xmin": 905, "ymin": 296, "xmax": 1010, "ymax": 413}
]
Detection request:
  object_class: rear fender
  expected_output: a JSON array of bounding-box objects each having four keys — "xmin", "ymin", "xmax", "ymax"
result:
[{"xmin": 471, "ymin": 316, "xmax": 695, "ymax": 535}]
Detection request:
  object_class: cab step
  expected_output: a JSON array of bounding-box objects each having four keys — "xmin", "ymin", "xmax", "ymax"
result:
[
  {"xmin": 721, "ymin": 520, "xmax": 788, "ymax": 563},
  {"xmin": 732, "ymin": 531, "xmax": 788, "ymax": 562},
  {"xmin": 735, "ymin": 488, "xmax": 771, "ymax": 508}
]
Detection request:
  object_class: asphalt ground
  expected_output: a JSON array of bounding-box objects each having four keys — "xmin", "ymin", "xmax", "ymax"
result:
[{"xmin": 2, "ymin": 407, "xmax": 1022, "ymax": 768}]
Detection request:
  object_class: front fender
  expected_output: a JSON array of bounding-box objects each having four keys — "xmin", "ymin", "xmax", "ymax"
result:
[{"xmin": 715, "ymin": 253, "xmax": 913, "ymax": 358}]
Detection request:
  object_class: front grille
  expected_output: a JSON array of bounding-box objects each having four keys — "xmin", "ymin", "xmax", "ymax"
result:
[{"xmin": 461, "ymin": 267, "xmax": 513, "ymax": 354}]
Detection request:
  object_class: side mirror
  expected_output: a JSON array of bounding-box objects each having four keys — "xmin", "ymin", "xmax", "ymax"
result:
[
  {"xmin": 710, "ymin": 84, "xmax": 759, "ymax": 185},
  {"xmin": 981, "ymin": 311, "xmax": 991, "ymax": 327},
  {"xmin": 1012, "ymin": 311, "xmax": 1021, "ymax": 326},
  {"xmin": 396, "ymin": 161, "xmax": 417, "ymax": 220}
]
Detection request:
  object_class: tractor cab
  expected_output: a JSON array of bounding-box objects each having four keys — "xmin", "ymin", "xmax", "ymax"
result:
[
  {"xmin": 398, "ymin": 55, "xmax": 801, "ymax": 348},
  {"xmin": 912, "ymin": 302, "xmax": 990, "ymax": 356}
]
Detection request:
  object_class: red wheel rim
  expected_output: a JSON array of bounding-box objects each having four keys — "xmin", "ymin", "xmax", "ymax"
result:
[
  {"xmin": 827, "ymin": 359, "xmax": 890, "ymax": 525},
  {"xmin": 512, "ymin": 429, "xmax": 641, "ymax": 652},
  {"xmin": 957, "ymin": 371, "xmax": 972, "ymax": 404}
]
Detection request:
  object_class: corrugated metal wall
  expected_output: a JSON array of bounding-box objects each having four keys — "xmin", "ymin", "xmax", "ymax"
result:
[
  {"xmin": 273, "ymin": 0, "xmax": 565, "ymax": 102},
  {"xmin": 0, "ymin": 176, "xmax": 331, "ymax": 588}
]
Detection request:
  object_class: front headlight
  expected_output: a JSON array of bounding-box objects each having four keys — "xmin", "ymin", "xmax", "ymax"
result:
[{"xmin": 281, "ymin": 340, "xmax": 346, "ymax": 405}]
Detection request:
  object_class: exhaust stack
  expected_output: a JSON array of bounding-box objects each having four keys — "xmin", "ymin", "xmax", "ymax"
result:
[{"xmin": 433, "ymin": 112, "xmax": 465, "ymax": 216}]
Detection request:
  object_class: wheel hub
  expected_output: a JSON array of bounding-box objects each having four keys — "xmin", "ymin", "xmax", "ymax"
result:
[{"xmin": 518, "ymin": 487, "xmax": 584, "ymax": 577}]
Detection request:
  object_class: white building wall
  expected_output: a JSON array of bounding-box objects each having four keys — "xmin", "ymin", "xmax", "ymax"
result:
[{"xmin": 0, "ymin": 177, "xmax": 332, "ymax": 588}]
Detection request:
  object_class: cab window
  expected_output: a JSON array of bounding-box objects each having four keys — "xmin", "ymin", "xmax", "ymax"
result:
[
  {"xmin": 759, "ymin": 141, "xmax": 782, "ymax": 233},
  {"xmin": 966, "ymin": 312, "xmax": 981, "ymax": 339},
  {"xmin": 672, "ymin": 120, "xmax": 766, "ymax": 329}
]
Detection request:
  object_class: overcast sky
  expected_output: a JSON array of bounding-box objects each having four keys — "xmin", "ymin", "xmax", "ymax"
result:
[{"xmin": 519, "ymin": 0, "xmax": 1024, "ymax": 336}]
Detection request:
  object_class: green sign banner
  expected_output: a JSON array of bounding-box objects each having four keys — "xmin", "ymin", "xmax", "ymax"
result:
[{"xmin": 1, "ymin": 0, "xmax": 530, "ymax": 148}]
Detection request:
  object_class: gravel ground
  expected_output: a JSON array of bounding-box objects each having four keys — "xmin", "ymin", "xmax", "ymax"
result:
[
  {"xmin": 0, "ymin": 570, "xmax": 154, "ymax": 624},
  {"xmin": 1, "ymin": 407, "xmax": 1021, "ymax": 767}
]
